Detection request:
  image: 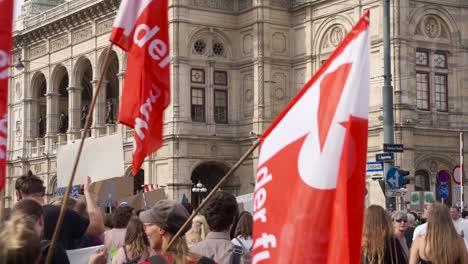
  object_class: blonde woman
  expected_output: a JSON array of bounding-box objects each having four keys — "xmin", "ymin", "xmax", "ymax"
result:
[
  {"xmin": 361, "ymin": 205, "xmax": 406, "ymax": 264},
  {"xmin": 186, "ymin": 215, "xmax": 210, "ymax": 247},
  {"xmin": 410, "ymin": 202, "xmax": 468, "ymax": 264}
]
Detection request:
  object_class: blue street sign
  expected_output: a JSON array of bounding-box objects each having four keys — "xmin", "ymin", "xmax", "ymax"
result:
[
  {"xmin": 386, "ymin": 167, "xmax": 403, "ymax": 189},
  {"xmin": 367, "ymin": 162, "xmax": 384, "ymax": 172},
  {"xmin": 437, "ymin": 170, "xmax": 450, "ymax": 184},
  {"xmin": 376, "ymin": 152, "xmax": 394, "ymax": 162},
  {"xmin": 438, "ymin": 184, "xmax": 449, "ymax": 199}
]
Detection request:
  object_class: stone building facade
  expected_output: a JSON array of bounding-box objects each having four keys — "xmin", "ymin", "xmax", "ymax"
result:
[{"xmin": 5, "ymin": 0, "xmax": 468, "ymax": 209}]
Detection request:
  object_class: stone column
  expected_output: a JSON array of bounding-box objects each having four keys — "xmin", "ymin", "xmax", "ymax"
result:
[
  {"xmin": 67, "ymin": 86, "xmax": 82, "ymax": 141},
  {"xmin": 91, "ymin": 79, "xmax": 107, "ymax": 137},
  {"xmin": 44, "ymin": 92, "xmax": 59, "ymax": 148},
  {"xmin": 116, "ymin": 72, "xmax": 125, "ymax": 136}
]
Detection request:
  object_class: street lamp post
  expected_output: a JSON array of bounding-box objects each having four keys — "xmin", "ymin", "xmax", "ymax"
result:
[{"xmin": 192, "ymin": 180, "xmax": 207, "ymax": 206}]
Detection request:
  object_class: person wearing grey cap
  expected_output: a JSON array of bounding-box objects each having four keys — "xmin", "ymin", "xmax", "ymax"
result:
[{"xmin": 139, "ymin": 200, "xmax": 216, "ymax": 264}]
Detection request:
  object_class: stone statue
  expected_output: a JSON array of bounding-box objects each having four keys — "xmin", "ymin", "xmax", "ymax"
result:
[
  {"xmin": 37, "ymin": 116, "xmax": 45, "ymax": 138},
  {"xmin": 59, "ymin": 112, "xmax": 68, "ymax": 133},
  {"xmin": 106, "ymin": 100, "xmax": 114, "ymax": 124},
  {"xmin": 81, "ymin": 104, "xmax": 89, "ymax": 127}
]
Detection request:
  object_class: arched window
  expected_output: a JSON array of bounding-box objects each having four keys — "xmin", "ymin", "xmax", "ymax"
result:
[{"xmin": 415, "ymin": 170, "xmax": 430, "ymax": 191}]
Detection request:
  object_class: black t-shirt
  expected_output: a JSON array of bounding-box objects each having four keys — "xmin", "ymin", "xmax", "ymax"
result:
[
  {"xmin": 39, "ymin": 240, "xmax": 70, "ymax": 264},
  {"xmin": 43, "ymin": 205, "xmax": 90, "ymax": 250}
]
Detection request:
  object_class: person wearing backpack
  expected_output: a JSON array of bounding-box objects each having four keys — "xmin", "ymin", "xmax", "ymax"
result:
[
  {"xmin": 230, "ymin": 212, "xmax": 252, "ymax": 264},
  {"xmin": 112, "ymin": 217, "xmax": 154, "ymax": 264}
]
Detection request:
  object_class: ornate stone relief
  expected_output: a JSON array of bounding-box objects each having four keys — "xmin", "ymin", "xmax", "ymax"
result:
[
  {"xmin": 272, "ymin": 32, "xmax": 287, "ymax": 54},
  {"xmin": 242, "ymin": 73, "xmax": 254, "ymax": 118},
  {"xmin": 50, "ymin": 35, "xmax": 69, "ymax": 52},
  {"xmin": 190, "ymin": 0, "xmax": 234, "ymax": 12},
  {"xmin": 97, "ymin": 18, "xmax": 114, "ymax": 34},
  {"xmin": 272, "ymin": 72, "xmax": 287, "ymax": 116},
  {"xmin": 72, "ymin": 26, "xmax": 92, "ymax": 44},
  {"xmin": 294, "ymin": 68, "xmax": 305, "ymax": 92},
  {"xmin": 242, "ymin": 34, "xmax": 253, "ymax": 56},
  {"xmin": 430, "ymin": 160, "xmax": 438, "ymax": 173},
  {"xmin": 15, "ymin": 121, "xmax": 22, "ymax": 141},
  {"xmin": 415, "ymin": 15, "xmax": 449, "ymax": 39},
  {"xmin": 15, "ymin": 82, "xmax": 22, "ymax": 102},
  {"xmin": 29, "ymin": 43, "xmax": 47, "ymax": 59},
  {"xmin": 321, "ymin": 25, "xmax": 346, "ymax": 51}
]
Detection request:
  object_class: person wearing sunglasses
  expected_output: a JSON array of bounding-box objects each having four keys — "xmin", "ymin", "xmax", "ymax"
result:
[{"xmin": 392, "ymin": 211, "xmax": 409, "ymax": 261}]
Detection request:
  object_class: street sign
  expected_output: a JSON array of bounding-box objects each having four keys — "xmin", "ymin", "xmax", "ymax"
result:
[
  {"xmin": 410, "ymin": 192, "xmax": 420, "ymax": 205},
  {"xmin": 386, "ymin": 167, "xmax": 403, "ymax": 189},
  {"xmin": 452, "ymin": 165, "xmax": 463, "ymax": 185},
  {"xmin": 386, "ymin": 188, "xmax": 408, "ymax": 197},
  {"xmin": 438, "ymin": 184, "xmax": 449, "ymax": 199},
  {"xmin": 376, "ymin": 152, "xmax": 394, "ymax": 162},
  {"xmin": 437, "ymin": 170, "xmax": 450, "ymax": 184},
  {"xmin": 367, "ymin": 162, "xmax": 383, "ymax": 172},
  {"xmin": 383, "ymin": 143, "xmax": 404, "ymax": 152},
  {"xmin": 424, "ymin": 192, "xmax": 435, "ymax": 205}
]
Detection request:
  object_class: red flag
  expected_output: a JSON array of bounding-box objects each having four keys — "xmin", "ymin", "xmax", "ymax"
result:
[
  {"xmin": 0, "ymin": 0, "xmax": 13, "ymax": 192},
  {"xmin": 110, "ymin": 0, "xmax": 170, "ymax": 175},
  {"xmin": 252, "ymin": 12, "xmax": 370, "ymax": 264}
]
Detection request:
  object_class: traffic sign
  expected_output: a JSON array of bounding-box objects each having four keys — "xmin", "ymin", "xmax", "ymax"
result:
[
  {"xmin": 386, "ymin": 167, "xmax": 403, "ymax": 189},
  {"xmin": 452, "ymin": 165, "xmax": 463, "ymax": 185},
  {"xmin": 383, "ymin": 143, "xmax": 404, "ymax": 152},
  {"xmin": 367, "ymin": 162, "xmax": 383, "ymax": 172},
  {"xmin": 376, "ymin": 152, "xmax": 394, "ymax": 162},
  {"xmin": 438, "ymin": 184, "xmax": 449, "ymax": 199},
  {"xmin": 437, "ymin": 170, "xmax": 450, "ymax": 184},
  {"xmin": 386, "ymin": 188, "xmax": 408, "ymax": 197}
]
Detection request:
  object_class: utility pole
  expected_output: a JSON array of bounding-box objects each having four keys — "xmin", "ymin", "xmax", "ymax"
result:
[{"xmin": 382, "ymin": 0, "xmax": 396, "ymax": 210}]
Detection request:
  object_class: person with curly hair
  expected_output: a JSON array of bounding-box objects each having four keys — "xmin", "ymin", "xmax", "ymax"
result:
[
  {"xmin": 105, "ymin": 205, "xmax": 135, "ymax": 257},
  {"xmin": 361, "ymin": 205, "xmax": 406, "ymax": 264},
  {"xmin": 191, "ymin": 191, "xmax": 238, "ymax": 264}
]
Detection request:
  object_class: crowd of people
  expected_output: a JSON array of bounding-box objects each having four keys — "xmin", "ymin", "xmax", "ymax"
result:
[
  {"xmin": 0, "ymin": 171, "xmax": 253, "ymax": 264},
  {"xmin": 3, "ymin": 170, "xmax": 468, "ymax": 263}
]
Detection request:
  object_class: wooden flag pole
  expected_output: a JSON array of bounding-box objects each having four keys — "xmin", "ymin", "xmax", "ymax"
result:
[
  {"xmin": 0, "ymin": 188, "xmax": 5, "ymax": 226},
  {"xmin": 166, "ymin": 139, "xmax": 260, "ymax": 249},
  {"xmin": 45, "ymin": 44, "xmax": 114, "ymax": 264}
]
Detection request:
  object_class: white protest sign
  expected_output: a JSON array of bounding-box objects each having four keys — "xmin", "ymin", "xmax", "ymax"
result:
[{"xmin": 57, "ymin": 134, "xmax": 124, "ymax": 187}]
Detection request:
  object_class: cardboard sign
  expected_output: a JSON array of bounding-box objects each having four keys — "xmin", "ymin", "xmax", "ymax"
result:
[
  {"xmin": 118, "ymin": 189, "xmax": 167, "ymax": 210},
  {"xmin": 89, "ymin": 177, "xmax": 134, "ymax": 208}
]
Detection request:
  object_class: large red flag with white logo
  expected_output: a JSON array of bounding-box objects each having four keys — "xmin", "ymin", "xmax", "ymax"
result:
[
  {"xmin": 252, "ymin": 12, "xmax": 370, "ymax": 264},
  {"xmin": 0, "ymin": 0, "xmax": 13, "ymax": 192},
  {"xmin": 109, "ymin": 0, "xmax": 170, "ymax": 175}
]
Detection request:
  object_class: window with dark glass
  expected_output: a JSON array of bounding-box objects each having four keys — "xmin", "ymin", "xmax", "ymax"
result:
[
  {"xmin": 416, "ymin": 72, "xmax": 429, "ymax": 110},
  {"xmin": 191, "ymin": 88, "xmax": 205, "ymax": 122},
  {"xmin": 214, "ymin": 90, "xmax": 227, "ymax": 123},
  {"xmin": 435, "ymin": 74, "xmax": 447, "ymax": 111}
]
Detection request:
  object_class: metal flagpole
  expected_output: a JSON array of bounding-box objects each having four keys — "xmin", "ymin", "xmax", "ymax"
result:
[{"xmin": 461, "ymin": 132, "xmax": 464, "ymax": 210}]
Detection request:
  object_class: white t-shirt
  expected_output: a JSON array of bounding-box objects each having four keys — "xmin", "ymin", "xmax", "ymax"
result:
[
  {"xmin": 231, "ymin": 236, "xmax": 253, "ymax": 250},
  {"xmin": 412, "ymin": 223, "xmax": 427, "ymax": 240}
]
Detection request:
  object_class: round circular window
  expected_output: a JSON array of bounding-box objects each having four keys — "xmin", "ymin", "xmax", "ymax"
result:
[
  {"xmin": 193, "ymin": 40, "xmax": 206, "ymax": 54},
  {"xmin": 213, "ymin": 42, "xmax": 224, "ymax": 56}
]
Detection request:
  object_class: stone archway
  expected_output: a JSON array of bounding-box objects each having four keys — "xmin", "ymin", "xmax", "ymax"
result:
[
  {"xmin": 124, "ymin": 166, "xmax": 144, "ymax": 194},
  {"xmin": 190, "ymin": 161, "xmax": 239, "ymax": 207},
  {"xmin": 415, "ymin": 169, "xmax": 431, "ymax": 191}
]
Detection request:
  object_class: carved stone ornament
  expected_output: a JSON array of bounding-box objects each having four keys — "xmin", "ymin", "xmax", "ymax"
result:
[
  {"xmin": 244, "ymin": 89, "xmax": 253, "ymax": 102},
  {"xmin": 97, "ymin": 18, "xmax": 113, "ymax": 34},
  {"xmin": 29, "ymin": 43, "xmax": 47, "ymax": 59},
  {"xmin": 50, "ymin": 35, "xmax": 69, "ymax": 52},
  {"xmin": 430, "ymin": 160, "xmax": 438, "ymax": 172},
  {"xmin": 242, "ymin": 34, "xmax": 253, "ymax": 55},
  {"xmin": 272, "ymin": 32, "xmax": 287, "ymax": 53},
  {"xmin": 330, "ymin": 26, "xmax": 344, "ymax": 46},
  {"xmin": 72, "ymin": 26, "xmax": 92, "ymax": 44},
  {"xmin": 15, "ymin": 82, "xmax": 22, "ymax": 101},
  {"xmin": 423, "ymin": 16, "xmax": 440, "ymax": 38},
  {"xmin": 275, "ymin": 88, "xmax": 285, "ymax": 100},
  {"xmin": 191, "ymin": 0, "xmax": 234, "ymax": 11}
]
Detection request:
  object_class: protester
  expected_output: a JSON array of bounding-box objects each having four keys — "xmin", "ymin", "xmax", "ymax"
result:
[
  {"xmin": 404, "ymin": 213, "xmax": 416, "ymax": 249},
  {"xmin": 11, "ymin": 198, "xmax": 70, "ymax": 264},
  {"xmin": 15, "ymin": 172, "xmax": 105, "ymax": 250},
  {"xmin": 186, "ymin": 215, "xmax": 210, "ymax": 247},
  {"xmin": 413, "ymin": 204, "xmax": 431, "ymax": 240},
  {"xmin": 391, "ymin": 211, "xmax": 409, "ymax": 261},
  {"xmin": 231, "ymin": 211, "xmax": 252, "ymax": 250},
  {"xmin": 0, "ymin": 215, "xmax": 42, "ymax": 264},
  {"xmin": 409, "ymin": 202, "xmax": 468, "ymax": 263},
  {"xmin": 105, "ymin": 205, "xmax": 134, "ymax": 255},
  {"xmin": 191, "ymin": 191, "xmax": 238, "ymax": 264},
  {"xmin": 139, "ymin": 200, "xmax": 215, "ymax": 263},
  {"xmin": 450, "ymin": 206, "xmax": 465, "ymax": 235},
  {"xmin": 361, "ymin": 205, "xmax": 406, "ymax": 263},
  {"xmin": 112, "ymin": 217, "xmax": 153, "ymax": 264}
]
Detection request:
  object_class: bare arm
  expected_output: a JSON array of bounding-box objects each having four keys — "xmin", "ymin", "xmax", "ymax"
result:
[
  {"xmin": 459, "ymin": 239, "xmax": 468, "ymax": 264},
  {"xmin": 84, "ymin": 176, "xmax": 106, "ymax": 237},
  {"xmin": 409, "ymin": 236, "xmax": 421, "ymax": 264}
]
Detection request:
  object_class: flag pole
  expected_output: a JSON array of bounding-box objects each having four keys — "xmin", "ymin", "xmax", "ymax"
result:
[
  {"xmin": 166, "ymin": 139, "xmax": 260, "ymax": 249},
  {"xmin": 461, "ymin": 132, "xmax": 464, "ymax": 210},
  {"xmin": 0, "ymin": 188, "xmax": 5, "ymax": 225},
  {"xmin": 45, "ymin": 44, "xmax": 114, "ymax": 264}
]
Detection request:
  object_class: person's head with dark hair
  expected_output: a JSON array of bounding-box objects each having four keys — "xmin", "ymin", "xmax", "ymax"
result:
[
  {"xmin": 11, "ymin": 198, "xmax": 45, "ymax": 236},
  {"xmin": 112, "ymin": 205, "xmax": 134, "ymax": 228},
  {"xmin": 182, "ymin": 202, "xmax": 194, "ymax": 215},
  {"xmin": 15, "ymin": 171, "xmax": 46, "ymax": 205},
  {"xmin": 103, "ymin": 213, "xmax": 114, "ymax": 229},
  {"xmin": 462, "ymin": 211, "xmax": 468, "ymax": 219},
  {"xmin": 235, "ymin": 211, "xmax": 252, "ymax": 239},
  {"xmin": 124, "ymin": 217, "xmax": 151, "ymax": 260},
  {"xmin": 204, "ymin": 190, "xmax": 238, "ymax": 232}
]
